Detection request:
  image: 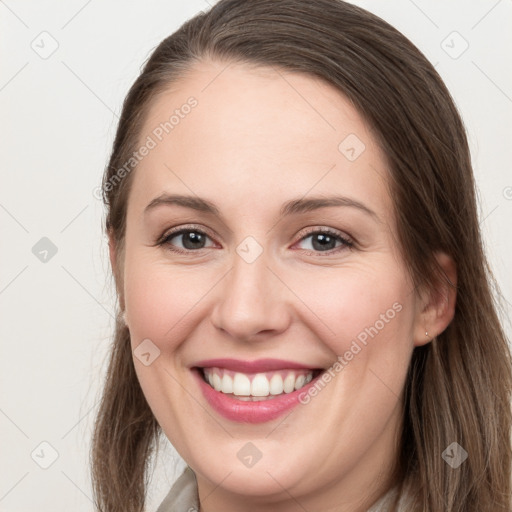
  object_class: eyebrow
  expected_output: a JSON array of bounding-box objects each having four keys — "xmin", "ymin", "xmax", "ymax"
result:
[{"xmin": 144, "ymin": 193, "xmax": 379, "ymax": 221}]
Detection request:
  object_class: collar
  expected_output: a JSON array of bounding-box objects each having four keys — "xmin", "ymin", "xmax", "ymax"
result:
[
  {"xmin": 156, "ymin": 466, "xmax": 408, "ymax": 511},
  {"xmin": 156, "ymin": 466, "xmax": 199, "ymax": 512}
]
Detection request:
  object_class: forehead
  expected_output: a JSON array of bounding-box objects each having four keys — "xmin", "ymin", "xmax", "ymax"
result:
[{"xmin": 128, "ymin": 59, "xmax": 392, "ymax": 221}]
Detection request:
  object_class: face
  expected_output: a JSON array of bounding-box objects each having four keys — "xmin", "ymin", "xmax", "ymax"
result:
[{"xmin": 119, "ymin": 60, "xmax": 424, "ymax": 511}]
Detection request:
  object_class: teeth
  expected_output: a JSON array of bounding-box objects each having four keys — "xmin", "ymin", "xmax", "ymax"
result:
[
  {"xmin": 203, "ymin": 368, "xmax": 315, "ymax": 398},
  {"xmin": 233, "ymin": 373, "xmax": 251, "ymax": 396},
  {"xmin": 221, "ymin": 373, "xmax": 233, "ymax": 394},
  {"xmin": 294, "ymin": 375, "xmax": 306, "ymax": 390},
  {"xmin": 269, "ymin": 374, "xmax": 284, "ymax": 395},
  {"xmin": 212, "ymin": 373, "xmax": 222, "ymax": 392},
  {"xmin": 283, "ymin": 373, "xmax": 295, "ymax": 393},
  {"xmin": 251, "ymin": 374, "xmax": 270, "ymax": 397}
]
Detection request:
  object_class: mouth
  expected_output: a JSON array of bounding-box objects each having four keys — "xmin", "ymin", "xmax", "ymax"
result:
[
  {"xmin": 192, "ymin": 358, "xmax": 326, "ymax": 423},
  {"xmin": 199, "ymin": 367, "xmax": 322, "ymax": 401}
]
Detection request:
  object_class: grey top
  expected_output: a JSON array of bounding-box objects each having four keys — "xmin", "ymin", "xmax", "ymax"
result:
[
  {"xmin": 156, "ymin": 466, "xmax": 412, "ymax": 512},
  {"xmin": 156, "ymin": 467, "xmax": 199, "ymax": 512}
]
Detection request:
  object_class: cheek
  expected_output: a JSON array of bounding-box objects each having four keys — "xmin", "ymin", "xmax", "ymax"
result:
[
  {"xmin": 284, "ymin": 262, "xmax": 417, "ymax": 413},
  {"xmin": 123, "ymin": 255, "xmax": 215, "ymax": 347},
  {"xmin": 288, "ymin": 263, "xmax": 415, "ymax": 354}
]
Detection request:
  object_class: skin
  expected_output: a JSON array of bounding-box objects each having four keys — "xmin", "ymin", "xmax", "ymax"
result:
[{"xmin": 110, "ymin": 60, "xmax": 457, "ymax": 512}]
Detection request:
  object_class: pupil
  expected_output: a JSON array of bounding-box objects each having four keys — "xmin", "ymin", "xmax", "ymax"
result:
[
  {"xmin": 312, "ymin": 233, "xmax": 335, "ymax": 251},
  {"xmin": 180, "ymin": 232, "xmax": 337, "ymax": 251},
  {"xmin": 183, "ymin": 232, "xmax": 204, "ymax": 249}
]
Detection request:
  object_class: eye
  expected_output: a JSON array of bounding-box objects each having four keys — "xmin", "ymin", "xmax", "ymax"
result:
[
  {"xmin": 295, "ymin": 228, "xmax": 353, "ymax": 255},
  {"xmin": 158, "ymin": 226, "xmax": 215, "ymax": 253},
  {"xmin": 156, "ymin": 225, "xmax": 353, "ymax": 256}
]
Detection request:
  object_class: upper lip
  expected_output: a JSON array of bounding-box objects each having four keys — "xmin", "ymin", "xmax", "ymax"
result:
[{"xmin": 193, "ymin": 358, "xmax": 322, "ymax": 373}]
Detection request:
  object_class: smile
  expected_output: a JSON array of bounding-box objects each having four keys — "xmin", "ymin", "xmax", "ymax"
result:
[
  {"xmin": 192, "ymin": 358, "xmax": 325, "ymax": 423},
  {"xmin": 201, "ymin": 367, "xmax": 316, "ymax": 400}
]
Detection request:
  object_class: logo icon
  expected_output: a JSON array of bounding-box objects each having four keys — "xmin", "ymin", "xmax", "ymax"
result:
[
  {"xmin": 236, "ymin": 236, "xmax": 263, "ymax": 264},
  {"xmin": 32, "ymin": 237, "xmax": 58, "ymax": 263},
  {"xmin": 237, "ymin": 442, "xmax": 263, "ymax": 468},
  {"xmin": 31, "ymin": 441, "xmax": 59, "ymax": 469},
  {"xmin": 442, "ymin": 442, "xmax": 468, "ymax": 468},
  {"xmin": 30, "ymin": 31, "xmax": 59, "ymax": 60},
  {"xmin": 133, "ymin": 339, "xmax": 161, "ymax": 366},
  {"xmin": 338, "ymin": 133, "xmax": 366, "ymax": 162},
  {"xmin": 441, "ymin": 31, "xmax": 469, "ymax": 60}
]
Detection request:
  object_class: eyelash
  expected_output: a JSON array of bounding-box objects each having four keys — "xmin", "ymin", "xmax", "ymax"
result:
[{"xmin": 156, "ymin": 224, "xmax": 354, "ymax": 256}]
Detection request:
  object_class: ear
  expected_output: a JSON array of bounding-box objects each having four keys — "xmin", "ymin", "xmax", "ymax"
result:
[
  {"xmin": 108, "ymin": 229, "xmax": 125, "ymax": 312},
  {"xmin": 413, "ymin": 252, "xmax": 457, "ymax": 346}
]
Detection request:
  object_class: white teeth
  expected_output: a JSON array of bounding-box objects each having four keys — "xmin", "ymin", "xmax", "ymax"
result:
[
  {"xmin": 212, "ymin": 373, "xmax": 222, "ymax": 392},
  {"xmin": 221, "ymin": 374, "xmax": 233, "ymax": 394},
  {"xmin": 294, "ymin": 375, "xmax": 306, "ymax": 390},
  {"xmin": 269, "ymin": 374, "xmax": 284, "ymax": 395},
  {"xmin": 203, "ymin": 368, "xmax": 315, "ymax": 398},
  {"xmin": 233, "ymin": 373, "xmax": 251, "ymax": 396},
  {"xmin": 251, "ymin": 374, "xmax": 270, "ymax": 397},
  {"xmin": 283, "ymin": 373, "xmax": 296, "ymax": 393}
]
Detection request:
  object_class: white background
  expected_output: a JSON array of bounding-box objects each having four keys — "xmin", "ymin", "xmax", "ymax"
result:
[{"xmin": 1, "ymin": 1, "xmax": 511, "ymax": 510}]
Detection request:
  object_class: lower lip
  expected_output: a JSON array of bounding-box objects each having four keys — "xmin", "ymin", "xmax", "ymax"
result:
[{"xmin": 193, "ymin": 368, "xmax": 321, "ymax": 424}]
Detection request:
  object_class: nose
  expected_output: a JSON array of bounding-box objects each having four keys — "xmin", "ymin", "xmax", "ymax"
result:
[{"xmin": 210, "ymin": 247, "xmax": 292, "ymax": 341}]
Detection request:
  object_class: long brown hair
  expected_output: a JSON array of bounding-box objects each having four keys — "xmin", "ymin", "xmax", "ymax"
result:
[{"xmin": 91, "ymin": 1, "xmax": 512, "ymax": 510}]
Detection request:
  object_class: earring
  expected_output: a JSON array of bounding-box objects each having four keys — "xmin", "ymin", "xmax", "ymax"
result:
[{"xmin": 425, "ymin": 331, "xmax": 429, "ymax": 338}]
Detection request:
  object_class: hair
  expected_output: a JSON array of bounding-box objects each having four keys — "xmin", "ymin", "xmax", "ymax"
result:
[{"xmin": 91, "ymin": 1, "xmax": 512, "ymax": 511}]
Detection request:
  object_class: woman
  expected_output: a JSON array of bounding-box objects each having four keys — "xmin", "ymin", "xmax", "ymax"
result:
[{"xmin": 91, "ymin": 1, "xmax": 512, "ymax": 510}]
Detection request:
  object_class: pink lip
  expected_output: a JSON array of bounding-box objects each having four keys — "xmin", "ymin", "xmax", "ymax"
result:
[
  {"xmin": 192, "ymin": 363, "xmax": 323, "ymax": 424},
  {"xmin": 193, "ymin": 358, "xmax": 318, "ymax": 373}
]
